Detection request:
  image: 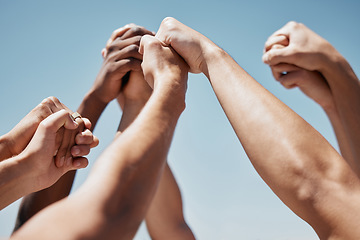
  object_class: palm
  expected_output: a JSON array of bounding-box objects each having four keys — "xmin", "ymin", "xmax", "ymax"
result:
[{"xmin": 117, "ymin": 71, "xmax": 152, "ymax": 109}]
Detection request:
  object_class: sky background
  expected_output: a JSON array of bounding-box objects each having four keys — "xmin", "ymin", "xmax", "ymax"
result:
[{"xmin": 0, "ymin": 0, "xmax": 359, "ymax": 239}]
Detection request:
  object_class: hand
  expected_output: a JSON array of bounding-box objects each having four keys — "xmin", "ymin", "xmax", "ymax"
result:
[
  {"xmin": 116, "ymin": 71, "xmax": 153, "ymax": 110},
  {"xmin": 91, "ymin": 24, "xmax": 154, "ymax": 105},
  {"xmin": 139, "ymin": 35, "xmax": 189, "ymax": 90},
  {"xmin": 4, "ymin": 97, "xmax": 98, "ymax": 167},
  {"xmin": 262, "ymin": 21, "xmax": 336, "ymax": 72},
  {"xmin": 270, "ymin": 62, "xmax": 334, "ymax": 109},
  {"xmin": 155, "ymin": 17, "xmax": 215, "ymax": 74},
  {"xmin": 102, "ymin": 24, "xmax": 154, "ymax": 108},
  {"xmin": 264, "ymin": 38, "xmax": 335, "ymax": 109},
  {"xmin": 19, "ymin": 110, "xmax": 88, "ymax": 192}
]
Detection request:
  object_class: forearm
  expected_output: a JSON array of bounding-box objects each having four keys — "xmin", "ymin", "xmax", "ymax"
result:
[
  {"xmin": 321, "ymin": 54, "xmax": 360, "ymax": 165},
  {"xmin": 323, "ymin": 104, "xmax": 359, "ymax": 176},
  {"xmin": 77, "ymin": 90, "xmax": 108, "ymax": 132},
  {"xmin": 203, "ymin": 46, "xmax": 359, "ymax": 230},
  {"xmin": 146, "ymin": 164, "xmax": 195, "ymax": 240},
  {"xmin": 13, "ymin": 170, "xmax": 76, "ymax": 232},
  {"xmin": 0, "ymin": 156, "xmax": 32, "ymax": 210},
  {"xmin": 13, "ymin": 92, "xmax": 103, "ymax": 231},
  {"xmin": 29, "ymin": 86, "xmax": 185, "ymax": 239},
  {"xmin": 0, "ymin": 134, "xmax": 14, "ymax": 161}
]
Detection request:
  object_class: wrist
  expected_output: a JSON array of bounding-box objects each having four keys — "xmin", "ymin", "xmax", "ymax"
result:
[
  {"xmin": 153, "ymin": 78, "xmax": 187, "ymax": 116},
  {"xmin": 87, "ymin": 87, "xmax": 111, "ymax": 106},
  {"xmin": 78, "ymin": 90, "xmax": 108, "ymax": 131},
  {"xmin": 0, "ymin": 133, "xmax": 16, "ymax": 161},
  {"xmin": 201, "ymin": 44, "xmax": 227, "ymax": 78},
  {"xmin": 318, "ymin": 42, "xmax": 344, "ymax": 74},
  {"xmin": 0, "ymin": 156, "xmax": 34, "ymax": 209}
]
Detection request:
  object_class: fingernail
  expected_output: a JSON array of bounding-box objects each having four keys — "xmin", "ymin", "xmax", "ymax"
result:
[
  {"xmin": 72, "ymin": 148, "xmax": 80, "ymax": 156},
  {"xmin": 74, "ymin": 160, "xmax": 81, "ymax": 168}
]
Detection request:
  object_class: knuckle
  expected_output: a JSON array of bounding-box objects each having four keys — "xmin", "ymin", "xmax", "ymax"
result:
[
  {"xmin": 107, "ymin": 44, "xmax": 118, "ymax": 54},
  {"xmin": 127, "ymin": 44, "xmax": 139, "ymax": 53},
  {"xmin": 41, "ymin": 97, "xmax": 54, "ymax": 105},
  {"xmin": 134, "ymin": 35, "xmax": 142, "ymax": 44},
  {"xmin": 162, "ymin": 17, "xmax": 176, "ymax": 26},
  {"xmin": 287, "ymin": 21, "xmax": 297, "ymax": 27},
  {"xmin": 38, "ymin": 119, "xmax": 52, "ymax": 131},
  {"xmin": 129, "ymin": 26, "xmax": 143, "ymax": 36}
]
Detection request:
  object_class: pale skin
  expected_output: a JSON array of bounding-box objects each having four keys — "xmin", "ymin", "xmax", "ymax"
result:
[
  {"xmin": 262, "ymin": 21, "xmax": 360, "ymax": 176},
  {"xmin": 11, "ymin": 34, "xmax": 189, "ymax": 240},
  {"xmin": 11, "ymin": 97, "xmax": 98, "ymax": 231},
  {"xmin": 155, "ymin": 17, "xmax": 360, "ymax": 239}
]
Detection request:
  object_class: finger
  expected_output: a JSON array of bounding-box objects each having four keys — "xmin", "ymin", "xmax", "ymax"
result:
[
  {"xmin": 262, "ymin": 47, "xmax": 297, "ymax": 66},
  {"xmin": 35, "ymin": 110, "xmax": 77, "ymax": 168},
  {"xmin": 107, "ymin": 42, "xmax": 143, "ymax": 62},
  {"xmin": 267, "ymin": 22, "xmax": 295, "ymax": 40},
  {"xmin": 114, "ymin": 58, "xmax": 143, "ymax": 73},
  {"xmin": 55, "ymin": 128, "xmax": 73, "ymax": 168},
  {"xmin": 81, "ymin": 117, "xmax": 92, "ymax": 130},
  {"xmin": 54, "ymin": 126, "xmax": 65, "ymax": 155},
  {"xmin": 106, "ymin": 25, "xmax": 153, "ymax": 52},
  {"xmin": 63, "ymin": 118, "xmax": 85, "ymax": 168},
  {"xmin": 55, "ymin": 116, "xmax": 84, "ymax": 168},
  {"xmin": 75, "ymin": 129, "xmax": 94, "ymax": 145},
  {"xmin": 90, "ymin": 135, "xmax": 99, "ymax": 148},
  {"xmin": 71, "ymin": 145, "xmax": 90, "ymax": 157},
  {"xmin": 120, "ymin": 25, "xmax": 153, "ymax": 40},
  {"xmin": 270, "ymin": 63, "xmax": 303, "ymax": 81},
  {"xmin": 106, "ymin": 25, "xmax": 133, "ymax": 49},
  {"xmin": 139, "ymin": 34, "xmax": 156, "ymax": 55},
  {"xmin": 155, "ymin": 17, "xmax": 180, "ymax": 46},
  {"xmin": 70, "ymin": 157, "xmax": 89, "ymax": 170},
  {"xmin": 264, "ymin": 35, "xmax": 289, "ymax": 52},
  {"xmin": 101, "ymin": 48, "xmax": 106, "ymax": 58},
  {"xmin": 278, "ymin": 71, "xmax": 303, "ymax": 89},
  {"xmin": 39, "ymin": 109, "xmax": 78, "ymax": 133}
]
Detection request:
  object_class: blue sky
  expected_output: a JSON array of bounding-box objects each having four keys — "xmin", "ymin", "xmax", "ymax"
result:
[{"xmin": 0, "ymin": 0, "xmax": 359, "ymax": 239}]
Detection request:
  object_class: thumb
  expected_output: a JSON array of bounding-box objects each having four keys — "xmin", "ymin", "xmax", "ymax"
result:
[
  {"xmin": 262, "ymin": 47, "xmax": 296, "ymax": 66},
  {"xmin": 40, "ymin": 109, "xmax": 78, "ymax": 135}
]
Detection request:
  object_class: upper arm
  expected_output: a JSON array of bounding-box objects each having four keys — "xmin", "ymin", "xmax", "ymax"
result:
[{"xmin": 279, "ymin": 152, "xmax": 360, "ymax": 239}]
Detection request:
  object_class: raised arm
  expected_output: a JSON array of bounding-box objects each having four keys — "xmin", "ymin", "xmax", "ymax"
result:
[
  {"xmin": 11, "ymin": 35, "xmax": 189, "ymax": 240},
  {"xmin": 12, "ymin": 97, "xmax": 98, "ymax": 231},
  {"xmin": 156, "ymin": 17, "xmax": 360, "ymax": 239},
  {"xmin": 103, "ymin": 25, "xmax": 195, "ymax": 239},
  {"xmin": 12, "ymin": 23, "xmax": 148, "ymax": 232},
  {"xmin": 263, "ymin": 21, "xmax": 360, "ymax": 175},
  {"xmin": 145, "ymin": 164, "xmax": 195, "ymax": 240},
  {"xmin": 0, "ymin": 109, "xmax": 89, "ymax": 210}
]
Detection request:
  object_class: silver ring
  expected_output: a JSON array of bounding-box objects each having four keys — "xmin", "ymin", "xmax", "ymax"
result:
[{"xmin": 70, "ymin": 112, "xmax": 82, "ymax": 121}]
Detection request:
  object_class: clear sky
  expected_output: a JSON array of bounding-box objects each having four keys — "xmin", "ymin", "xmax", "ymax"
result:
[{"xmin": 0, "ymin": 0, "xmax": 359, "ymax": 239}]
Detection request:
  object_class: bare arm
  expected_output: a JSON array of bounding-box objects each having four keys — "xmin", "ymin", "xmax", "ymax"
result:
[
  {"xmin": 11, "ymin": 35, "xmax": 189, "ymax": 240},
  {"xmin": 11, "ymin": 24, "xmax": 150, "ymax": 231},
  {"xmin": 116, "ymin": 74, "xmax": 195, "ymax": 240},
  {"xmin": 12, "ymin": 98, "xmax": 98, "ymax": 231},
  {"xmin": 0, "ymin": 110, "xmax": 88, "ymax": 210},
  {"xmin": 103, "ymin": 25, "xmax": 195, "ymax": 240},
  {"xmin": 146, "ymin": 164, "xmax": 195, "ymax": 240},
  {"xmin": 156, "ymin": 17, "xmax": 360, "ymax": 239},
  {"xmin": 263, "ymin": 21, "xmax": 360, "ymax": 175}
]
